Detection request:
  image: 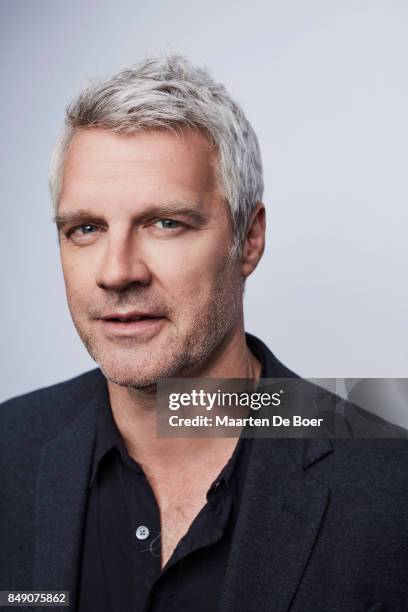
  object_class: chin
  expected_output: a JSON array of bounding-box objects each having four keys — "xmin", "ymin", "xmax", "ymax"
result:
[
  {"xmin": 96, "ymin": 358, "xmax": 164, "ymax": 389},
  {"xmin": 102, "ymin": 369, "xmax": 160, "ymax": 389},
  {"xmin": 93, "ymin": 348, "xmax": 187, "ymax": 389}
]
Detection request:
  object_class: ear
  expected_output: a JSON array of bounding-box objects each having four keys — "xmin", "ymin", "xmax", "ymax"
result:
[{"xmin": 241, "ymin": 202, "xmax": 266, "ymax": 279}]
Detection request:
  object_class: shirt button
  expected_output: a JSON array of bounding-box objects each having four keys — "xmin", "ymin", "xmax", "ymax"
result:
[{"xmin": 135, "ymin": 525, "xmax": 150, "ymax": 540}]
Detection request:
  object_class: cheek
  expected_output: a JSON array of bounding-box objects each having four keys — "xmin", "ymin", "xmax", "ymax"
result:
[
  {"xmin": 147, "ymin": 241, "xmax": 228, "ymax": 303},
  {"xmin": 151, "ymin": 257, "xmax": 239, "ymax": 334}
]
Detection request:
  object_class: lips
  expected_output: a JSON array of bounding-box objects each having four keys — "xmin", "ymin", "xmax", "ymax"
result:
[
  {"xmin": 104, "ymin": 315, "xmax": 157, "ymax": 322},
  {"xmin": 100, "ymin": 312, "xmax": 163, "ymax": 322},
  {"xmin": 98, "ymin": 311, "xmax": 166, "ymax": 337}
]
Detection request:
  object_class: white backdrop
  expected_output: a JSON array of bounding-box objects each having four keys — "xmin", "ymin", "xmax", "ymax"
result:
[{"xmin": 1, "ymin": 0, "xmax": 407, "ymax": 401}]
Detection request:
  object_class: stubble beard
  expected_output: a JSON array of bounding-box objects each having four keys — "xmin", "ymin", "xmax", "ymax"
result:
[{"xmin": 68, "ymin": 260, "xmax": 243, "ymax": 389}]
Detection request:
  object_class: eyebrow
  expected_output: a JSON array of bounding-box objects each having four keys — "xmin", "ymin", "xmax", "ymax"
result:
[{"xmin": 53, "ymin": 202, "xmax": 208, "ymax": 231}]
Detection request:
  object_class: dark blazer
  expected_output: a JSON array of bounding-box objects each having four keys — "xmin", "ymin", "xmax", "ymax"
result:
[{"xmin": 1, "ymin": 338, "xmax": 408, "ymax": 612}]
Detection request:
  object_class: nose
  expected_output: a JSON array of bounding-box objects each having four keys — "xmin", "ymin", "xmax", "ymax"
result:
[{"xmin": 95, "ymin": 228, "xmax": 152, "ymax": 291}]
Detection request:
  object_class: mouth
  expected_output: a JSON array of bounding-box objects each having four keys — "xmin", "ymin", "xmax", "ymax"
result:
[
  {"xmin": 99, "ymin": 312, "xmax": 166, "ymax": 336},
  {"xmin": 103, "ymin": 315, "xmax": 160, "ymax": 322}
]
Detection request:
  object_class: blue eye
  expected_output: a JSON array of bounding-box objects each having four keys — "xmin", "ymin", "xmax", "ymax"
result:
[
  {"xmin": 65, "ymin": 224, "xmax": 99, "ymax": 242},
  {"xmin": 155, "ymin": 219, "xmax": 182, "ymax": 229},
  {"xmin": 79, "ymin": 224, "xmax": 95, "ymax": 234}
]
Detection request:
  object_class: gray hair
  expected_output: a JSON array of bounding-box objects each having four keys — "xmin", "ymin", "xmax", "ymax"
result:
[{"xmin": 49, "ymin": 54, "xmax": 263, "ymax": 256}]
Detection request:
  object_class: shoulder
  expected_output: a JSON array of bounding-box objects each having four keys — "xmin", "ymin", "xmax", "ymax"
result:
[
  {"xmin": 301, "ymin": 436, "xmax": 408, "ymax": 512},
  {"xmin": 0, "ymin": 369, "xmax": 103, "ymax": 445},
  {"xmin": 317, "ymin": 436, "xmax": 408, "ymax": 475}
]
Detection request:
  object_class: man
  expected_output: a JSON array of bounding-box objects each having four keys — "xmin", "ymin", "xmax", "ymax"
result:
[{"xmin": 1, "ymin": 56, "xmax": 407, "ymax": 612}]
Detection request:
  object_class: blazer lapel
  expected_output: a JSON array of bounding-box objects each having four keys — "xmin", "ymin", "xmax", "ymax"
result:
[
  {"xmin": 33, "ymin": 374, "xmax": 107, "ymax": 609},
  {"xmin": 218, "ymin": 437, "xmax": 332, "ymax": 612}
]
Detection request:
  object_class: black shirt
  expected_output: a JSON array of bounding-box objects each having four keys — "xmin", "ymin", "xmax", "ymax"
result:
[{"xmin": 77, "ymin": 335, "xmax": 270, "ymax": 612}]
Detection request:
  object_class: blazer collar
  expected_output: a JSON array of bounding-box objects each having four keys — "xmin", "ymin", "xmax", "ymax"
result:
[
  {"xmin": 218, "ymin": 436, "xmax": 332, "ymax": 612},
  {"xmin": 213, "ymin": 335, "xmax": 333, "ymax": 610}
]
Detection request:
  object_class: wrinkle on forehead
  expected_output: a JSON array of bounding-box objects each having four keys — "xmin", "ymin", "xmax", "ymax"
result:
[
  {"xmin": 63, "ymin": 127, "xmax": 217, "ymax": 181},
  {"xmin": 59, "ymin": 127, "xmax": 227, "ymax": 223}
]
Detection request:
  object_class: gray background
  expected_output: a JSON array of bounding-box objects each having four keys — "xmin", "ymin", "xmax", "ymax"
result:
[{"xmin": 1, "ymin": 0, "xmax": 407, "ymax": 402}]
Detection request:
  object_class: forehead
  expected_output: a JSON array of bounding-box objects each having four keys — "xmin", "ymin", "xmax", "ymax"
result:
[{"xmin": 60, "ymin": 127, "xmax": 221, "ymax": 209}]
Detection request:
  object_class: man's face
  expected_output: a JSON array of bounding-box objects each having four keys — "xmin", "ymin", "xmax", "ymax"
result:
[{"xmin": 58, "ymin": 128, "xmax": 244, "ymax": 387}]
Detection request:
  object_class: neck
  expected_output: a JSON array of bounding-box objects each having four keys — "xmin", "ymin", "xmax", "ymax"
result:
[{"xmin": 107, "ymin": 323, "xmax": 260, "ymax": 467}]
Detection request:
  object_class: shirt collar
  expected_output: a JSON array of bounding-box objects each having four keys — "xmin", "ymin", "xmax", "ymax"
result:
[{"xmin": 88, "ymin": 387, "xmax": 132, "ymax": 487}]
